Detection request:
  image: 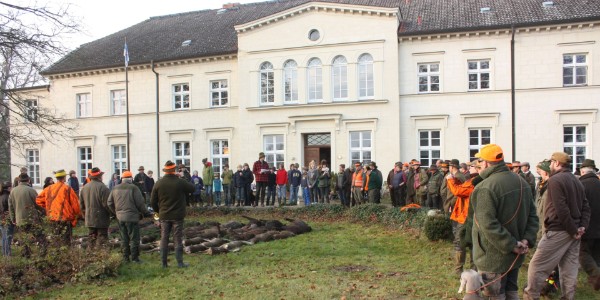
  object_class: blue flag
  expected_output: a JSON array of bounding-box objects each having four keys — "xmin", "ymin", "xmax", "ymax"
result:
[{"xmin": 124, "ymin": 42, "xmax": 129, "ymax": 67}]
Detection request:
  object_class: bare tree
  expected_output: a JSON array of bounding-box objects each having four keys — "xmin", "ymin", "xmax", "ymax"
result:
[{"xmin": 0, "ymin": 1, "xmax": 81, "ymax": 180}]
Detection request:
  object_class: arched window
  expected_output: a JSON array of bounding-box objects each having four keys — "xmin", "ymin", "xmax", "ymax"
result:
[
  {"xmin": 283, "ymin": 60, "xmax": 298, "ymax": 103},
  {"xmin": 332, "ymin": 56, "xmax": 348, "ymax": 101},
  {"xmin": 260, "ymin": 62, "xmax": 274, "ymax": 104},
  {"xmin": 358, "ymin": 54, "xmax": 374, "ymax": 99},
  {"xmin": 307, "ymin": 58, "xmax": 323, "ymax": 102}
]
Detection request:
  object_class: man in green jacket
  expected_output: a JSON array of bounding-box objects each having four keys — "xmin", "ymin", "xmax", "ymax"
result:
[
  {"xmin": 151, "ymin": 160, "xmax": 195, "ymax": 268},
  {"xmin": 471, "ymin": 144, "xmax": 538, "ymax": 300},
  {"xmin": 80, "ymin": 167, "xmax": 111, "ymax": 249},
  {"xmin": 367, "ymin": 161, "xmax": 383, "ymax": 204},
  {"xmin": 108, "ymin": 170, "xmax": 150, "ymax": 263},
  {"xmin": 9, "ymin": 173, "xmax": 45, "ymax": 257}
]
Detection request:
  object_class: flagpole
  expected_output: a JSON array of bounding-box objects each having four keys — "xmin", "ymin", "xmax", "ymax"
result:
[{"xmin": 125, "ymin": 37, "xmax": 131, "ymax": 170}]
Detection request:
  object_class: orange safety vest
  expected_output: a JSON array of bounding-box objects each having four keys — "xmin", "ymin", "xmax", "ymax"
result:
[{"xmin": 352, "ymin": 171, "xmax": 364, "ymax": 187}]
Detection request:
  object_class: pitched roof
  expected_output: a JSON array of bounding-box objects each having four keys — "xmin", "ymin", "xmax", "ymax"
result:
[
  {"xmin": 398, "ymin": 0, "xmax": 600, "ymax": 36},
  {"xmin": 43, "ymin": 0, "xmax": 600, "ymax": 75},
  {"xmin": 42, "ymin": 0, "xmax": 399, "ymax": 75}
]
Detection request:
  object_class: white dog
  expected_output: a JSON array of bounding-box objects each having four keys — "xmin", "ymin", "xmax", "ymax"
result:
[{"xmin": 458, "ymin": 269, "xmax": 484, "ymax": 300}]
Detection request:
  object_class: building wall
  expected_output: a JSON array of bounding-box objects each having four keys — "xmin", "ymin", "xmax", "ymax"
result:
[{"xmin": 398, "ymin": 23, "xmax": 599, "ymax": 170}]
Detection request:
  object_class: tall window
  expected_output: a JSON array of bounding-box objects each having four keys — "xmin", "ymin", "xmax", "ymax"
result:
[
  {"xmin": 563, "ymin": 125, "xmax": 587, "ymax": 172},
  {"xmin": 110, "ymin": 90, "xmax": 126, "ymax": 115},
  {"xmin": 332, "ymin": 56, "xmax": 348, "ymax": 101},
  {"xmin": 260, "ymin": 62, "xmax": 274, "ymax": 104},
  {"xmin": 307, "ymin": 58, "xmax": 323, "ymax": 102},
  {"xmin": 468, "ymin": 60, "xmax": 490, "ymax": 90},
  {"xmin": 24, "ymin": 99, "xmax": 38, "ymax": 122},
  {"xmin": 468, "ymin": 128, "xmax": 491, "ymax": 161},
  {"xmin": 349, "ymin": 131, "xmax": 372, "ymax": 165},
  {"xmin": 211, "ymin": 140, "xmax": 229, "ymax": 174},
  {"xmin": 563, "ymin": 54, "xmax": 587, "ymax": 86},
  {"xmin": 172, "ymin": 83, "xmax": 190, "ymax": 110},
  {"xmin": 283, "ymin": 60, "xmax": 298, "ymax": 103},
  {"xmin": 112, "ymin": 145, "xmax": 127, "ymax": 176},
  {"xmin": 419, "ymin": 130, "xmax": 441, "ymax": 166},
  {"xmin": 418, "ymin": 63, "xmax": 440, "ymax": 93},
  {"xmin": 210, "ymin": 80, "xmax": 228, "ymax": 107},
  {"xmin": 26, "ymin": 149, "xmax": 40, "ymax": 185},
  {"xmin": 173, "ymin": 142, "xmax": 190, "ymax": 169},
  {"xmin": 264, "ymin": 135, "xmax": 284, "ymax": 168},
  {"xmin": 358, "ymin": 54, "xmax": 374, "ymax": 99},
  {"xmin": 76, "ymin": 93, "xmax": 92, "ymax": 118},
  {"xmin": 78, "ymin": 147, "xmax": 92, "ymax": 184}
]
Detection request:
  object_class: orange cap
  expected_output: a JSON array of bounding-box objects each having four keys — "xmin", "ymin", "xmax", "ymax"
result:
[
  {"xmin": 475, "ymin": 144, "xmax": 504, "ymax": 162},
  {"xmin": 121, "ymin": 170, "xmax": 133, "ymax": 178}
]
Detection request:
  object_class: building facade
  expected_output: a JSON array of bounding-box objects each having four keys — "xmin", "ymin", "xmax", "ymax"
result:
[{"xmin": 10, "ymin": 0, "xmax": 600, "ymax": 188}]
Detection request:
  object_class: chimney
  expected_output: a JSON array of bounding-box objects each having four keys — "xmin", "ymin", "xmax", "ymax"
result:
[{"xmin": 223, "ymin": 2, "xmax": 240, "ymax": 9}]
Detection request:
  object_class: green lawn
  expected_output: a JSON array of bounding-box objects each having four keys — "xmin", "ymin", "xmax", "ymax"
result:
[{"xmin": 28, "ymin": 212, "xmax": 600, "ymax": 299}]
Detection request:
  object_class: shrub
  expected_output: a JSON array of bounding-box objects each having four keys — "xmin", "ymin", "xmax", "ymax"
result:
[{"xmin": 423, "ymin": 214, "xmax": 453, "ymax": 241}]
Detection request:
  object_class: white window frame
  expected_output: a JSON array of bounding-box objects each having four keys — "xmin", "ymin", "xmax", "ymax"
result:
[
  {"xmin": 418, "ymin": 130, "xmax": 441, "ymax": 167},
  {"xmin": 76, "ymin": 93, "xmax": 92, "ymax": 118},
  {"xmin": 358, "ymin": 54, "xmax": 374, "ymax": 100},
  {"xmin": 173, "ymin": 141, "xmax": 191, "ymax": 169},
  {"xmin": 78, "ymin": 146, "xmax": 93, "ymax": 184},
  {"xmin": 349, "ymin": 131, "xmax": 372, "ymax": 165},
  {"xmin": 307, "ymin": 58, "xmax": 323, "ymax": 103},
  {"xmin": 210, "ymin": 80, "xmax": 228, "ymax": 107},
  {"xmin": 259, "ymin": 62, "xmax": 274, "ymax": 105},
  {"xmin": 111, "ymin": 145, "xmax": 127, "ymax": 177},
  {"xmin": 110, "ymin": 89, "xmax": 126, "ymax": 115},
  {"xmin": 332, "ymin": 56, "xmax": 348, "ymax": 101},
  {"xmin": 467, "ymin": 60, "xmax": 490, "ymax": 90},
  {"xmin": 211, "ymin": 139, "xmax": 230, "ymax": 174},
  {"xmin": 417, "ymin": 63, "xmax": 440, "ymax": 93},
  {"xmin": 468, "ymin": 128, "xmax": 492, "ymax": 162},
  {"xmin": 24, "ymin": 99, "xmax": 38, "ymax": 122},
  {"xmin": 172, "ymin": 83, "xmax": 190, "ymax": 110},
  {"xmin": 26, "ymin": 149, "xmax": 40, "ymax": 186},
  {"xmin": 263, "ymin": 134, "xmax": 285, "ymax": 168},
  {"xmin": 283, "ymin": 60, "xmax": 298, "ymax": 103},
  {"xmin": 563, "ymin": 54, "xmax": 587, "ymax": 86},
  {"xmin": 563, "ymin": 125, "xmax": 587, "ymax": 173}
]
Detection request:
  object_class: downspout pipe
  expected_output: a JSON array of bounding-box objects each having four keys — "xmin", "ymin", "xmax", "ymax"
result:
[
  {"xmin": 511, "ymin": 25, "xmax": 516, "ymax": 161},
  {"xmin": 151, "ymin": 60, "xmax": 160, "ymax": 178}
]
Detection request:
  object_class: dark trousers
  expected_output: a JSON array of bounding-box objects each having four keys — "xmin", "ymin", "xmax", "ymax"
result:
[
  {"xmin": 88, "ymin": 227, "xmax": 109, "ymax": 249},
  {"xmin": 425, "ymin": 193, "xmax": 441, "ymax": 209},
  {"xmin": 160, "ymin": 220, "xmax": 184, "ymax": 266},
  {"xmin": 51, "ymin": 221, "xmax": 72, "ymax": 247},
  {"xmin": 256, "ymin": 182, "xmax": 267, "ymax": 205},
  {"xmin": 119, "ymin": 221, "xmax": 140, "ymax": 261},
  {"xmin": 309, "ymin": 186, "xmax": 318, "ymax": 204},
  {"xmin": 368, "ymin": 189, "xmax": 381, "ymax": 204},
  {"xmin": 481, "ymin": 268, "xmax": 519, "ymax": 297},
  {"xmin": 266, "ymin": 185, "xmax": 276, "ymax": 206},
  {"xmin": 318, "ymin": 186, "xmax": 330, "ymax": 203}
]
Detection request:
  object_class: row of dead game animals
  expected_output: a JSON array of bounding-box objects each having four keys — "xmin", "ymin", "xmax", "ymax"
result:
[{"xmin": 75, "ymin": 216, "xmax": 312, "ymax": 255}]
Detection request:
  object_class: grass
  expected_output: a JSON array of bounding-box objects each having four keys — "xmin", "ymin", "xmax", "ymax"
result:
[{"xmin": 22, "ymin": 207, "xmax": 600, "ymax": 299}]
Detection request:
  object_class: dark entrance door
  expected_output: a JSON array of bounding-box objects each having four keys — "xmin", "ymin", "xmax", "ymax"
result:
[{"xmin": 303, "ymin": 133, "xmax": 331, "ymax": 167}]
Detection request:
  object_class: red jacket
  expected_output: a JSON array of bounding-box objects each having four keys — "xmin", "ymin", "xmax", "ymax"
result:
[{"xmin": 276, "ymin": 169, "xmax": 288, "ymax": 185}]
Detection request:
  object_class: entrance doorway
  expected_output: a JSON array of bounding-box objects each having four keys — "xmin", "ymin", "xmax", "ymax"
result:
[{"xmin": 303, "ymin": 133, "xmax": 331, "ymax": 167}]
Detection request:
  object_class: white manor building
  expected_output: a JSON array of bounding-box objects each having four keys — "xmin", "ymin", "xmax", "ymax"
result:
[{"xmin": 10, "ymin": 0, "xmax": 600, "ymax": 187}]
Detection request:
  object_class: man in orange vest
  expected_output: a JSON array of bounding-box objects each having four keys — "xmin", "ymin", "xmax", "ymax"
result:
[
  {"xmin": 36, "ymin": 169, "xmax": 82, "ymax": 246},
  {"xmin": 351, "ymin": 162, "xmax": 365, "ymax": 206}
]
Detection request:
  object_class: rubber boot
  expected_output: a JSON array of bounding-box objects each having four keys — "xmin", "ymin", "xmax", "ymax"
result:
[
  {"xmin": 454, "ymin": 251, "xmax": 465, "ymax": 276},
  {"xmin": 161, "ymin": 248, "xmax": 168, "ymax": 268},
  {"xmin": 176, "ymin": 248, "xmax": 188, "ymax": 268}
]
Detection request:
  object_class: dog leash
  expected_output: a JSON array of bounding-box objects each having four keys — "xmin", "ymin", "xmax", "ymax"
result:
[{"xmin": 466, "ymin": 253, "xmax": 521, "ymax": 295}]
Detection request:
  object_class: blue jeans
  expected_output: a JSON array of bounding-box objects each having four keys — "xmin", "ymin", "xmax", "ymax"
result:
[
  {"xmin": 214, "ymin": 191, "xmax": 222, "ymax": 206},
  {"xmin": 277, "ymin": 185, "xmax": 286, "ymax": 204},
  {"xmin": 1, "ymin": 223, "xmax": 14, "ymax": 256},
  {"xmin": 302, "ymin": 187, "xmax": 310, "ymax": 206},
  {"xmin": 236, "ymin": 186, "xmax": 245, "ymax": 205},
  {"xmin": 266, "ymin": 186, "xmax": 276, "ymax": 206},
  {"xmin": 290, "ymin": 186, "xmax": 299, "ymax": 205}
]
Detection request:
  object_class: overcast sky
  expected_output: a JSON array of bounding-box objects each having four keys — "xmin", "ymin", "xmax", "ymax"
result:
[{"xmin": 55, "ymin": 0, "xmax": 257, "ymax": 49}]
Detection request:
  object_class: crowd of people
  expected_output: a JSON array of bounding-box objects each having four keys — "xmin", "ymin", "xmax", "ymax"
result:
[{"xmin": 1, "ymin": 144, "xmax": 599, "ymax": 297}]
